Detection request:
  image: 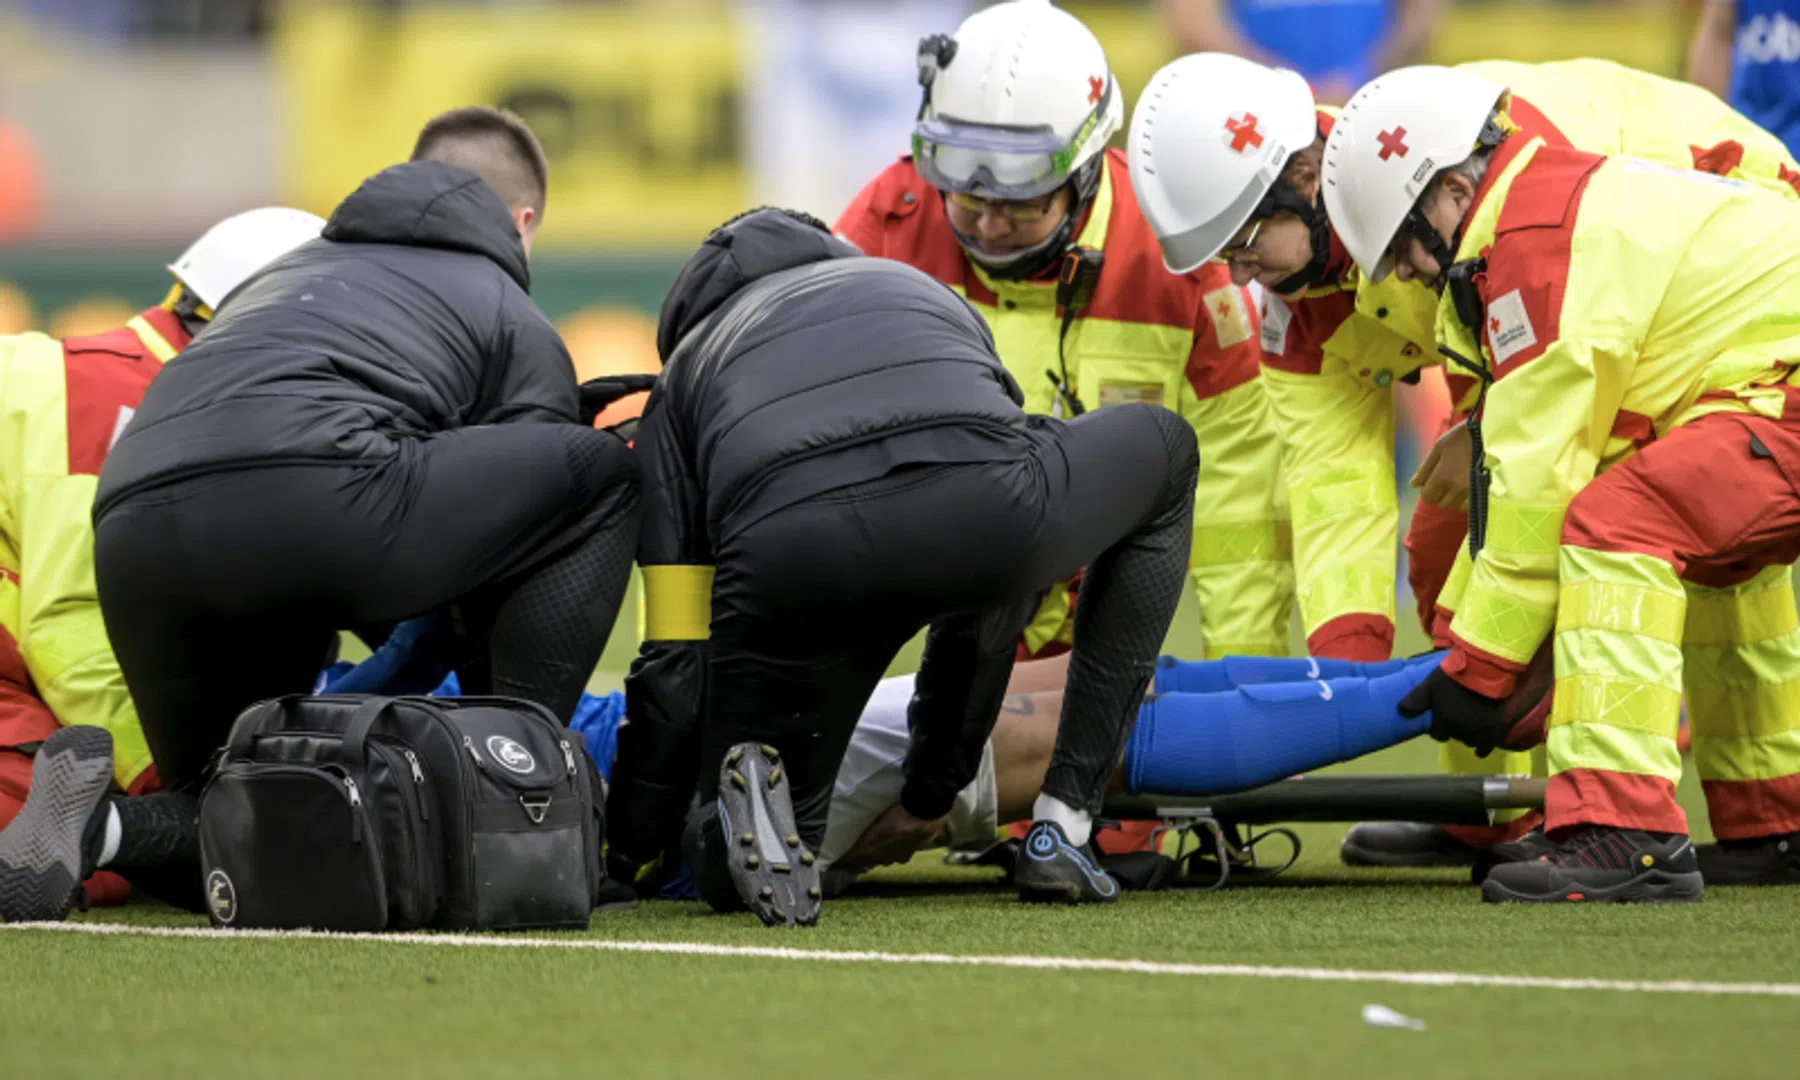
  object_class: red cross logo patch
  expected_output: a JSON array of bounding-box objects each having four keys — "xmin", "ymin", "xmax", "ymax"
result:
[
  {"xmin": 1377, "ymin": 126, "xmax": 1410, "ymax": 161},
  {"xmin": 1489, "ymin": 316, "xmax": 1501, "ymax": 337},
  {"xmin": 1224, "ymin": 113, "xmax": 1264, "ymax": 154},
  {"xmin": 1087, "ymin": 75, "xmax": 1104, "ymax": 104}
]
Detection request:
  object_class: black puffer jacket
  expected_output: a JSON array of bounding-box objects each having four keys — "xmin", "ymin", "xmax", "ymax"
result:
[
  {"xmin": 97, "ymin": 161, "xmax": 577, "ymax": 514},
  {"xmin": 641, "ymin": 207, "xmax": 1029, "ymax": 554}
]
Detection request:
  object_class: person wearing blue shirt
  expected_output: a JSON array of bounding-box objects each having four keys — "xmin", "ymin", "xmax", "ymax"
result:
[
  {"xmin": 1162, "ymin": 0, "xmax": 1442, "ymax": 104},
  {"xmin": 1689, "ymin": 0, "xmax": 1800, "ymax": 156}
]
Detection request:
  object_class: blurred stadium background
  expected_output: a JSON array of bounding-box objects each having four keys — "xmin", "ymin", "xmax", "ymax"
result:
[{"xmin": 0, "ymin": 0, "xmax": 1719, "ymax": 670}]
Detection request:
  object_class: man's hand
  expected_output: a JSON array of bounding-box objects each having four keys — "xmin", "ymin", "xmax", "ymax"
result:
[
  {"xmin": 1398, "ymin": 664, "xmax": 1512, "ymax": 758},
  {"xmin": 832, "ymin": 804, "xmax": 950, "ymax": 873},
  {"xmin": 1410, "ymin": 420, "xmax": 1472, "ymax": 511}
]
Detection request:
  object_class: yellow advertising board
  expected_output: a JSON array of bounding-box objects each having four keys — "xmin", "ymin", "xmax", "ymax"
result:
[{"xmin": 276, "ymin": 4, "xmax": 748, "ymax": 250}]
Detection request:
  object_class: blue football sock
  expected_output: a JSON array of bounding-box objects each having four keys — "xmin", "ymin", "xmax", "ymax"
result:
[{"xmin": 1125, "ymin": 661, "xmax": 1440, "ymax": 795}]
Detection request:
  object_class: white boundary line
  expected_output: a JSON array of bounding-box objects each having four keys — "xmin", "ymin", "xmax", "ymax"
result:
[{"xmin": 7, "ymin": 920, "xmax": 1800, "ymax": 998}]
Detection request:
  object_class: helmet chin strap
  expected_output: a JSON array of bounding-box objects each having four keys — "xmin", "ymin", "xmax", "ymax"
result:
[
  {"xmin": 1261, "ymin": 177, "xmax": 1333, "ymax": 295},
  {"xmin": 952, "ymin": 155, "xmax": 1106, "ymax": 283}
]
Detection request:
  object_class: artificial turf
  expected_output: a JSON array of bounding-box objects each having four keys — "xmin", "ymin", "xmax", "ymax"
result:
[{"xmin": 5, "ymin": 734, "xmax": 1797, "ymax": 1080}]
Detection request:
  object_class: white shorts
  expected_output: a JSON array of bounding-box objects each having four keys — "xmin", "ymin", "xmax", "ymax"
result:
[{"xmin": 815, "ymin": 673, "xmax": 998, "ymax": 879}]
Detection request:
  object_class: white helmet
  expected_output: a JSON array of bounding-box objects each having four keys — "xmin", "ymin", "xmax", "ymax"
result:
[
  {"xmin": 1321, "ymin": 66, "xmax": 1506, "ymax": 282},
  {"xmin": 1127, "ymin": 53, "xmax": 1317, "ymax": 273},
  {"xmin": 169, "ymin": 206, "xmax": 326, "ymax": 312},
  {"xmin": 912, "ymin": 1, "xmax": 1123, "ymax": 203}
]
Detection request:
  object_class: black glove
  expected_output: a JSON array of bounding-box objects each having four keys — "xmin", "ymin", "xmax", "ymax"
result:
[
  {"xmin": 1397, "ymin": 665, "xmax": 1512, "ymax": 758},
  {"xmin": 578, "ymin": 374, "xmax": 658, "ymax": 426}
]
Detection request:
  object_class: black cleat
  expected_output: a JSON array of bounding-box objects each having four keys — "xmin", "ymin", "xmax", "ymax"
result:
[
  {"xmin": 1696, "ymin": 833, "xmax": 1800, "ymax": 886},
  {"xmin": 1341, "ymin": 822, "xmax": 1479, "ymax": 868},
  {"xmin": 1470, "ymin": 827, "xmax": 1556, "ymax": 885},
  {"xmin": 1481, "ymin": 826, "xmax": 1703, "ymax": 904},
  {"xmin": 1015, "ymin": 821, "xmax": 1119, "ymax": 904},
  {"xmin": 0, "ymin": 726, "xmax": 113, "ymax": 923},
  {"xmin": 715, "ymin": 742, "xmax": 821, "ymax": 928}
]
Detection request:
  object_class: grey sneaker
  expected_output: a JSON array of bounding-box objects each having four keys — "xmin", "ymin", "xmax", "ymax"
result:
[
  {"xmin": 714, "ymin": 743, "xmax": 821, "ymax": 927},
  {"xmin": 0, "ymin": 726, "xmax": 113, "ymax": 923},
  {"xmin": 1015, "ymin": 821, "xmax": 1119, "ymax": 904}
]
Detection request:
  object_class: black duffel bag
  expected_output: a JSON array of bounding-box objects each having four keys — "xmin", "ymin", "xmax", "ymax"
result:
[{"xmin": 199, "ymin": 694, "xmax": 603, "ymax": 932}]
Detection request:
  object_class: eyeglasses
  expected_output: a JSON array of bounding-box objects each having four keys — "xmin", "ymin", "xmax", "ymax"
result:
[
  {"xmin": 1217, "ymin": 217, "xmax": 1266, "ymax": 265},
  {"xmin": 944, "ymin": 191, "xmax": 1062, "ymax": 224}
]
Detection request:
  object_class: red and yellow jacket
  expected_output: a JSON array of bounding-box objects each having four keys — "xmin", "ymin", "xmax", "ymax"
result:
[
  {"xmin": 1432, "ymin": 135, "xmax": 1800, "ymax": 698},
  {"xmin": 0, "ymin": 308, "xmax": 186, "ymax": 789},
  {"xmin": 1262, "ymin": 58, "xmax": 1800, "ymax": 662},
  {"xmin": 837, "ymin": 149, "xmax": 1292, "ymax": 658}
]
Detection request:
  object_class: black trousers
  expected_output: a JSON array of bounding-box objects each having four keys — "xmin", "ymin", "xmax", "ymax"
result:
[
  {"xmin": 95, "ymin": 423, "xmax": 642, "ymax": 792},
  {"xmin": 697, "ymin": 403, "xmax": 1197, "ymax": 854}
]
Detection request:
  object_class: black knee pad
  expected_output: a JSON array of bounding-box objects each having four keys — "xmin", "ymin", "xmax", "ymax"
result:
[{"xmin": 1148, "ymin": 405, "xmax": 1200, "ymax": 480}]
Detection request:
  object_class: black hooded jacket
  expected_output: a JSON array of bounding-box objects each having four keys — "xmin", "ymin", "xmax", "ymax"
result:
[
  {"xmin": 639, "ymin": 207, "xmax": 1030, "ymax": 560},
  {"xmin": 96, "ymin": 161, "xmax": 578, "ymax": 514},
  {"xmin": 609, "ymin": 208, "xmax": 1037, "ymax": 867}
]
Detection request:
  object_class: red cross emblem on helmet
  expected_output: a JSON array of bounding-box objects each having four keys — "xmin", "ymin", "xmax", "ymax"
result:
[
  {"xmin": 1224, "ymin": 113, "xmax": 1264, "ymax": 154},
  {"xmin": 1377, "ymin": 126, "xmax": 1410, "ymax": 161},
  {"xmin": 1087, "ymin": 75, "xmax": 1104, "ymax": 104}
]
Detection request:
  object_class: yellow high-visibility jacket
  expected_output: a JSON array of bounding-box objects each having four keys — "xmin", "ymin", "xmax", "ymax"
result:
[
  {"xmin": 839, "ymin": 150, "xmax": 1292, "ymax": 658},
  {"xmin": 1431, "ymin": 136, "xmax": 1800, "ymax": 690},
  {"xmin": 1265, "ymin": 58, "xmax": 1800, "ymax": 659},
  {"xmin": 0, "ymin": 309, "xmax": 184, "ymax": 789}
]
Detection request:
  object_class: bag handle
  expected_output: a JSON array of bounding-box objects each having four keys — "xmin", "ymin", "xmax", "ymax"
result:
[
  {"xmin": 341, "ymin": 696, "xmax": 395, "ymax": 764},
  {"xmin": 224, "ymin": 694, "xmax": 311, "ymax": 760}
]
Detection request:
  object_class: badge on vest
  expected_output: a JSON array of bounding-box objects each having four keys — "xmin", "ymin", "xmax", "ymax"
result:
[
  {"xmin": 1098, "ymin": 382, "xmax": 1165, "ymax": 408},
  {"xmin": 1484, "ymin": 289, "xmax": 1538, "ymax": 365},
  {"xmin": 1260, "ymin": 295, "xmax": 1292, "ymax": 356},
  {"xmin": 1205, "ymin": 286, "xmax": 1254, "ymax": 349}
]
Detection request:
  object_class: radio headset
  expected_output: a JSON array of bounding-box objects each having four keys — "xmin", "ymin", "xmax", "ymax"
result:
[
  {"xmin": 1439, "ymin": 257, "xmax": 1495, "ymax": 555},
  {"xmin": 1047, "ymin": 246, "xmax": 1105, "ymax": 417}
]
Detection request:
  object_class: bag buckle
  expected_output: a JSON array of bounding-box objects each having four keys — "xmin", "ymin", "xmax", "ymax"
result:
[{"xmin": 519, "ymin": 794, "xmax": 552, "ymax": 825}]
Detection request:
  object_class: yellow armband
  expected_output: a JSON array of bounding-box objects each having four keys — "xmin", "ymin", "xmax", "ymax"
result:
[{"xmin": 642, "ymin": 564, "xmax": 715, "ymax": 641}]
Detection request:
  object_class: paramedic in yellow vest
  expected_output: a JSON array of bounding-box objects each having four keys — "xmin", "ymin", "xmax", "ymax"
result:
[
  {"xmin": 0, "ymin": 208, "xmax": 324, "ymax": 915},
  {"xmin": 1129, "ymin": 54, "xmax": 1800, "ymax": 868},
  {"xmin": 836, "ymin": 0, "xmax": 1292, "ymax": 661},
  {"xmin": 1322, "ymin": 66, "xmax": 1800, "ymax": 901}
]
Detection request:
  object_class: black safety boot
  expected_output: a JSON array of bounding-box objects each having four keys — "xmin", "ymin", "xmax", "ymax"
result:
[
  {"xmin": 1696, "ymin": 832, "xmax": 1800, "ymax": 886},
  {"xmin": 0, "ymin": 726, "xmax": 112, "ymax": 923},
  {"xmin": 1015, "ymin": 821, "xmax": 1119, "ymax": 904},
  {"xmin": 1341, "ymin": 822, "xmax": 1478, "ymax": 868},
  {"xmin": 713, "ymin": 743, "xmax": 821, "ymax": 927},
  {"xmin": 1481, "ymin": 826, "xmax": 1703, "ymax": 904}
]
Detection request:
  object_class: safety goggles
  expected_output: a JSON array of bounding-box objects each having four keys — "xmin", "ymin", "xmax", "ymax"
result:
[
  {"xmin": 912, "ymin": 81, "xmax": 1112, "ymax": 201},
  {"xmin": 944, "ymin": 190, "xmax": 1063, "ymax": 223}
]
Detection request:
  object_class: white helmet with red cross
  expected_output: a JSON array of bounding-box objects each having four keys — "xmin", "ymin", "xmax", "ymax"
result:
[
  {"xmin": 912, "ymin": 0, "xmax": 1123, "ymax": 202},
  {"xmin": 1127, "ymin": 53, "xmax": 1318, "ymax": 273},
  {"xmin": 1321, "ymin": 65, "xmax": 1506, "ymax": 281}
]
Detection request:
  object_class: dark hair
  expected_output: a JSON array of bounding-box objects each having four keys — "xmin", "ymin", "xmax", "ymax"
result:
[{"xmin": 411, "ymin": 106, "xmax": 549, "ymax": 220}]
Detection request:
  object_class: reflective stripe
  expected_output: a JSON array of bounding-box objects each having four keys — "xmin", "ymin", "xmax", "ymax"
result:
[
  {"xmin": 1547, "ymin": 718, "xmax": 1683, "ymax": 783},
  {"xmin": 1685, "ymin": 649, "xmax": 1800, "ymax": 740},
  {"xmin": 1449, "ymin": 577, "xmax": 1556, "ymax": 662},
  {"xmin": 1291, "ymin": 462, "xmax": 1395, "ymax": 522},
  {"xmin": 1554, "ymin": 627, "xmax": 1684, "ymax": 693},
  {"xmin": 1683, "ymin": 565, "xmax": 1799, "ymax": 647},
  {"xmin": 1682, "ymin": 627, "xmax": 1800, "ymax": 687},
  {"xmin": 1555, "ymin": 580, "xmax": 1687, "ymax": 645},
  {"xmin": 126, "ymin": 316, "xmax": 178, "ymax": 363},
  {"xmin": 1693, "ymin": 727, "xmax": 1800, "ymax": 783},
  {"xmin": 1549, "ymin": 672, "xmax": 1683, "ymax": 737},
  {"xmin": 1296, "ymin": 565, "xmax": 1394, "ymax": 628},
  {"xmin": 641, "ymin": 565, "xmax": 714, "ymax": 641},
  {"xmin": 1484, "ymin": 499, "xmax": 1564, "ymax": 556},
  {"xmin": 1191, "ymin": 519, "xmax": 1291, "ymax": 566}
]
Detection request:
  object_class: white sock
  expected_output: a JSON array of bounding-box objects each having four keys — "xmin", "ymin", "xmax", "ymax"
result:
[
  {"xmin": 97, "ymin": 802, "xmax": 122, "ymax": 868},
  {"xmin": 1033, "ymin": 793, "xmax": 1092, "ymax": 847}
]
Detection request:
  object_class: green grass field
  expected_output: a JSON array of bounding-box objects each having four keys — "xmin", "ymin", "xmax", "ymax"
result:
[{"xmin": 4, "ymin": 732, "xmax": 1797, "ymax": 1080}]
